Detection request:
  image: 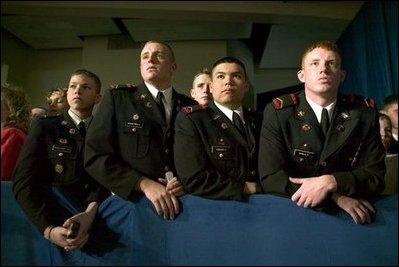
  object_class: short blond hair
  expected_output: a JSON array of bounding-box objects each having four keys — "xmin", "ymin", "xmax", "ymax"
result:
[{"xmin": 1, "ymin": 83, "xmax": 31, "ymax": 132}]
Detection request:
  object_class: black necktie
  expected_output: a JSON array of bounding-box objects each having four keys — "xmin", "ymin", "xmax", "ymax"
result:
[
  {"xmin": 155, "ymin": 92, "xmax": 166, "ymax": 122},
  {"xmin": 78, "ymin": 121, "xmax": 86, "ymax": 137},
  {"xmin": 321, "ymin": 108, "xmax": 330, "ymax": 137},
  {"xmin": 233, "ymin": 112, "xmax": 246, "ymax": 137}
]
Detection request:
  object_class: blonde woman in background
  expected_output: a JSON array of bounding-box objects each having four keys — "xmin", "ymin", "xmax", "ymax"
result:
[{"xmin": 46, "ymin": 87, "xmax": 69, "ymax": 116}]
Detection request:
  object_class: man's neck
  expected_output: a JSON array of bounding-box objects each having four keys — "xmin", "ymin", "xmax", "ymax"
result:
[
  {"xmin": 145, "ymin": 80, "xmax": 171, "ymax": 91},
  {"xmin": 304, "ymin": 88, "xmax": 337, "ymax": 107}
]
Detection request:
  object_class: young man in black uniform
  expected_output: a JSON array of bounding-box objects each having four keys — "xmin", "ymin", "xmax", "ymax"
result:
[
  {"xmin": 174, "ymin": 57, "xmax": 262, "ymax": 200},
  {"xmin": 258, "ymin": 41, "xmax": 386, "ymax": 224},
  {"xmin": 13, "ymin": 69, "xmax": 107, "ymax": 251},
  {"xmin": 84, "ymin": 41, "xmax": 196, "ymax": 220}
]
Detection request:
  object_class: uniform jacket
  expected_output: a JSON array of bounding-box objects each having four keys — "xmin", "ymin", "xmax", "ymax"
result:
[
  {"xmin": 84, "ymin": 83, "xmax": 196, "ymax": 199},
  {"xmin": 12, "ymin": 112, "xmax": 109, "ymax": 233},
  {"xmin": 258, "ymin": 91, "xmax": 386, "ymax": 199},
  {"xmin": 174, "ymin": 101, "xmax": 263, "ymax": 200},
  {"xmin": 1, "ymin": 126, "xmax": 27, "ymax": 181}
]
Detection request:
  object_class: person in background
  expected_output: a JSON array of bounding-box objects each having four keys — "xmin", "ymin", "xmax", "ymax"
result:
[
  {"xmin": 31, "ymin": 106, "xmax": 47, "ymax": 119},
  {"xmin": 258, "ymin": 40, "xmax": 386, "ymax": 224},
  {"xmin": 13, "ymin": 69, "xmax": 108, "ymax": 251},
  {"xmin": 174, "ymin": 57, "xmax": 262, "ymax": 200},
  {"xmin": 1, "ymin": 84, "xmax": 31, "ymax": 181},
  {"xmin": 84, "ymin": 40, "xmax": 197, "ymax": 220},
  {"xmin": 378, "ymin": 113, "xmax": 398, "ymax": 195},
  {"xmin": 46, "ymin": 87, "xmax": 69, "ymax": 116},
  {"xmin": 380, "ymin": 94, "xmax": 398, "ymax": 154},
  {"xmin": 190, "ymin": 68, "xmax": 212, "ymax": 106}
]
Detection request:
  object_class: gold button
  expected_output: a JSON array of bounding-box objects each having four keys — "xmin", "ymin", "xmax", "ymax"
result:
[
  {"xmin": 132, "ymin": 128, "xmax": 137, "ymax": 132},
  {"xmin": 320, "ymin": 161, "xmax": 327, "ymax": 167},
  {"xmin": 58, "ymin": 152, "xmax": 63, "ymax": 157},
  {"xmin": 251, "ymin": 170, "xmax": 256, "ymax": 176},
  {"xmin": 219, "ymin": 153, "xmax": 224, "ymax": 158}
]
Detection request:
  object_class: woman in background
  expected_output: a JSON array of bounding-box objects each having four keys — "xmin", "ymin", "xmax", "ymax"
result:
[{"xmin": 1, "ymin": 84, "xmax": 31, "ymax": 181}]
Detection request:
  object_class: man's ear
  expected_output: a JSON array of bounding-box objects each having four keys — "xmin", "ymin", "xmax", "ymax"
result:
[
  {"xmin": 244, "ymin": 81, "xmax": 249, "ymax": 93},
  {"xmin": 95, "ymin": 93, "xmax": 102, "ymax": 104},
  {"xmin": 297, "ymin": 70, "xmax": 305, "ymax": 83},
  {"xmin": 340, "ymin": 70, "xmax": 346, "ymax": 83},
  {"xmin": 190, "ymin": 89, "xmax": 195, "ymax": 98}
]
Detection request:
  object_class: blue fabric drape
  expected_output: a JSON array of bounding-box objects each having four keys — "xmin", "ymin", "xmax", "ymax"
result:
[
  {"xmin": 338, "ymin": 1, "xmax": 398, "ymax": 108},
  {"xmin": 2, "ymin": 181, "xmax": 398, "ymax": 266}
]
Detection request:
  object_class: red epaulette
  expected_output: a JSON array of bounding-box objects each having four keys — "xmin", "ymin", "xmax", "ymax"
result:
[
  {"xmin": 272, "ymin": 93, "xmax": 298, "ymax": 110},
  {"xmin": 346, "ymin": 94, "xmax": 376, "ymax": 108},
  {"xmin": 109, "ymin": 83, "xmax": 136, "ymax": 90},
  {"xmin": 182, "ymin": 104, "xmax": 207, "ymax": 114}
]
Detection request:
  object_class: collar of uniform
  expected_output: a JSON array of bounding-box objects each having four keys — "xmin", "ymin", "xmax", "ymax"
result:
[
  {"xmin": 213, "ymin": 101, "xmax": 244, "ymax": 124},
  {"xmin": 144, "ymin": 81, "xmax": 173, "ymax": 107},
  {"xmin": 305, "ymin": 96, "xmax": 336, "ymax": 124},
  {"xmin": 68, "ymin": 109, "xmax": 93, "ymax": 128}
]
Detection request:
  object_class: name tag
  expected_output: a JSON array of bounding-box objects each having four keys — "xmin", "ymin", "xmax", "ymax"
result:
[
  {"xmin": 124, "ymin": 121, "xmax": 143, "ymax": 128},
  {"xmin": 211, "ymin": 146, "xmax": 231, "ymax": 153},
  {"xmin": 52, "ymin": 145, "xmax": 72, "ymax": 153},
  {"xmin": 293, "ymin": 149, "xmax": 315, "ymax": 158}
]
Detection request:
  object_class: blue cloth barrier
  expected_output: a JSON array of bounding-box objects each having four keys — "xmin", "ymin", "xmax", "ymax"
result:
[{"xmin": 1, "ymin": 181, "xmax": 398, "ymax": 266}]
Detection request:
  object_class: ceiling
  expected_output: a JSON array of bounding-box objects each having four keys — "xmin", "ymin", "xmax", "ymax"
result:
[{"xmin": 1, "ymin": 1, "xmax": 364, "ymax": 69}]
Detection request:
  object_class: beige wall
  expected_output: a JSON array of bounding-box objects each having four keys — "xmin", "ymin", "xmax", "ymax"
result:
[{"xmin": 2, "ymin": 32, "xmax": 301, "ymax": 109}]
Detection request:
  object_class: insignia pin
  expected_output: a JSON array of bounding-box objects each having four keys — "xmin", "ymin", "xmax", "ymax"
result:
[
  {"xmin": 341, "ymin": 112, "xmax": 350, "ymax": 119},
  {"xmin": 55, "ymin": 164, "xmax": 63, "ymax": 174},
  {"xmin": 301, "ymin": 124, "xmax": 311, "ymax": 131},
  {"xmin": 336, "ymin": 124, "xmax": 345, "ymax": 132},
  {"xmin": 59, "ymin": 138, "xmax": 67, "ymax": 144}
]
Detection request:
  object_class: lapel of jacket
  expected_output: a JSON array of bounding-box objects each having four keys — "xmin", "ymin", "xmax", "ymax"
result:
[
  {"xmin": 243, "ymin": 108, "xmax": 256, "ymax": 153},
  {"xmin": 136, "ymin": 83, "xmax": 166, "ymax": 126},
  {"xmin": 170, "ymin": 89, "xmax": 184, "ymax": 125},
  {"xmin": 292, "ymin": 92, "xmax": 324, "ymax": 154},
  {"xmin": 209, "ymin": 102, "xmax": 248, "ymax": 148},
  {"xmin": 320, "ymin": 97, "xmax": 359, "ymax": 160},
  {"xmin": 62, "ymin": 112, "xmax": 83, "ymax": 151}
]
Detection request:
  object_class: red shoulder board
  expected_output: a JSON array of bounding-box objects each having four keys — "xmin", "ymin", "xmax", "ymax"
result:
[
  {"xmin": 363, "ymin": 97, "xmax": 375, "ymax": 108},
  {"xmin": 346, "ymin": 94, "xmax": 375, "ymax": 108},
  {"xmin": 272, "ymin": 93, "xmax": 298, "ymax": 110},
  {"xmin": 109, "ymin": 83, "xmax": 136, "ymax": 90},
  {"xmin": 182, "ymin": 104, "xmax": 207, "ymax": 114}
]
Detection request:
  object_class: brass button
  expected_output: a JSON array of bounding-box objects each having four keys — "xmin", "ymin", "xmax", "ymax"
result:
[{"xmin": 219, "ymin": 153, "xmax": 224, "ymax": 158}]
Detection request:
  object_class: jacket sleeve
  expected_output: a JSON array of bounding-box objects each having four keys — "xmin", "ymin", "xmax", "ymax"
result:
[{"xmin": 258, "ymin": 103, "xmax": 299, "ymax": 198}]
